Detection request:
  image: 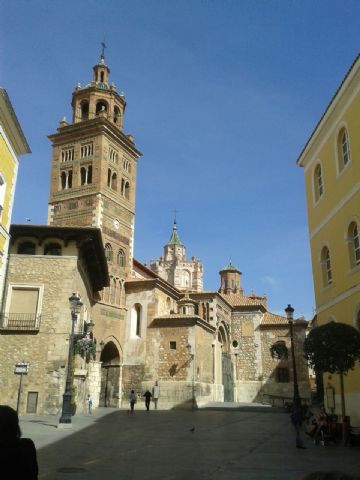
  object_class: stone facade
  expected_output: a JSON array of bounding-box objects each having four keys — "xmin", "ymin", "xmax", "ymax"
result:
[{"xmin": 0, "ymin": 225, "xmax": 108, "ymax": 414}]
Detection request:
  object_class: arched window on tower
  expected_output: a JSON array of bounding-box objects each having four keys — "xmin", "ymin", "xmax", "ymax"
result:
[
  {"xmin": 117, "ymin": 249, "xmax": 125, "ymax": 267},
  {"xmin": 96, "ymin": 100, "xmax": 108, "ymax": 116},
  {"xmin": 124, "ymin": 181, "xmax": 130, "ymax": 200},
  {"xmin": 87, "ymin": 165, "xmax": 92, "ymax": 184},
  {"xmin": 80, "ymin": 167, "xmax": 86, "ymax": 185},
  {"xmin": 113, "ymin": 106, "xmax": 120, "ymax": 124},
  {"xmin": 61, "ymin": 172, "xmax": 67, "ymax": 190},
  {"xmin": 111, "ymin": 173, "xmax": 117, "ymax": 191},
  {"xmin": 80, "ymin": 165, "xmax": 92, "ymax": 185},
  {"xmin": 81, "ymin": 101, "xmax": 89, "ymax": 120},
  {"xmin": 105, "ymin": 243, "xmax": 113, "ymax": 262},
  {"xmin": 68, "ymin": 170, "xmax": 73, "ymax": 188},
  {"xmin": 107, "ymin": 169, "xmax": 112, "ymax": 187}
]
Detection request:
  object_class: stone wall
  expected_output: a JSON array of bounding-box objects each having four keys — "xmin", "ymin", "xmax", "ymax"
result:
[{"xmin": 0, "ymin": 251, "xmax": 98, "ymax": 415}]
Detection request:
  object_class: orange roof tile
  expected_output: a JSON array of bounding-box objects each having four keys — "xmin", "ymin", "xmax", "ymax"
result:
[{"xmin": 220, "ymin": 292, "xmax": 267, "ymax": 308}]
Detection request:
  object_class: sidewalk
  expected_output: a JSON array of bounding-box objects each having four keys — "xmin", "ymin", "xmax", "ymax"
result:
[{"xmin": 20, "ymin": 407, "xmax": 117, "ymax": 449}]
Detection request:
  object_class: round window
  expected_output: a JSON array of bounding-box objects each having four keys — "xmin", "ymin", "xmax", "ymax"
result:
[{"xmin": 232, "ymin": 340, "xmax": 239, "ymax": 348}]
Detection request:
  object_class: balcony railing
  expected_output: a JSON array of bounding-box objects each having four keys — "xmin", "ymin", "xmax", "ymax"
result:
[{"xmin": 0, "ymin": 313, "xmax": 41, "ymax": 331}]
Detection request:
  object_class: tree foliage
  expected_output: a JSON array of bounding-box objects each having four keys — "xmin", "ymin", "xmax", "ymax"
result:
[{"xmin": 303, "ymin": 321, "xmax": 360, "ymax": 374}]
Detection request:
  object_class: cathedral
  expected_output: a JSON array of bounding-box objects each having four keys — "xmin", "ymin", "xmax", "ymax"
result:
[{"xmin": 0, "ymin": 53, "xmax": 310, "ymax": 414}]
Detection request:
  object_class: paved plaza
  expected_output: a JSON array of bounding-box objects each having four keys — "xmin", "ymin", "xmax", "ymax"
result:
[{"xmin": 20, "ymin": 405, "xmax": 359, "ymax": 480}]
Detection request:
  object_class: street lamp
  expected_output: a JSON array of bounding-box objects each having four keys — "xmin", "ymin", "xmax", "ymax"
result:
[
  {"xmin": 285, "ymin": 304, "xmax": 301, "ymax": 408},
  {"xmin": 59, "ymin": 293, "xmax": 83, "ymax": 425},
  {"xmin": 187, "ymin": 343, "xmax": 195, "ymax": 410}
]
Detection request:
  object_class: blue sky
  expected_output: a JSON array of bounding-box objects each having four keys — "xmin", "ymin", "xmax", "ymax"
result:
[{"xmin": 1, "ymin": 0, "xmax": 359, "ymax": 319}]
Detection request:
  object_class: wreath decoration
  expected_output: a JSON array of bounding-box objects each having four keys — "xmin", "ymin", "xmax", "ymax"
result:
[{"xmin": 270, "ymin": 341, "xmax": 289, "ymax": 360}]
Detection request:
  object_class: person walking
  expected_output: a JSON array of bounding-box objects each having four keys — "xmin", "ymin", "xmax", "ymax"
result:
[
  {"xmin": 129, "ymin": 389, "xmax": 137, "ymax": 414},
  {"xmin": 152, "ymin": 380, "xmax": 160, "ymax": 410},
  {"xmin": 87, "ymin": 395, "xmax": 93, "ymax": 414},
  {"xmin": 143, "ymin": 390, "xmax": 152, "ymax": 411},
  {"xmin": 0, "ymin": 405, "xmax": 39, "ymax": 479}
]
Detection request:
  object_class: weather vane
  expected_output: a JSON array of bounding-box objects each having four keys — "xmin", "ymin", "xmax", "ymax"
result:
[{"xmin": 101, "ymin": 41, "xmax": 107, "ymax": 60}]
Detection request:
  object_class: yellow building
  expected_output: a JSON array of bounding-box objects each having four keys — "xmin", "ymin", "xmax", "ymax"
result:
[
  {"xmin": 297, "ymin": 54, "xmax": 360, "ymax": 426},
  {"xmin": 0, "ymin": 89, "xmax": 30, "ymax": 307}
]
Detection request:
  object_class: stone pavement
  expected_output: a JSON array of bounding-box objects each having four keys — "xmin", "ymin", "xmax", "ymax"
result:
[{"xmin": 19, "ymin": 404, "xmax": 359, "ymax": 480}]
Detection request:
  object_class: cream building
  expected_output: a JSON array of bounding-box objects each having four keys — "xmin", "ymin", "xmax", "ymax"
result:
[
  {"xmin": 297, "ymin": 54, "xmax": 360, "ymax": 425},
  {"xmin": 0, "ymin": 89, "xmax": 30, "ymax": 307}
]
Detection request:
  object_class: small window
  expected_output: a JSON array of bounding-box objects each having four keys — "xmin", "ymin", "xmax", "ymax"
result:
[
  {"xmin": 17, "ymin": 242, "xmax": 36, "ymax": 255},
  {"xmin": 314, "ymin": 164, "xmax": 323, "ymax": 201},
  {"xmin": 170, "ymin": 341, "xmax": 177, "ymax": 350},
  {"xmin": 44, "ymin": 243, "xmax": 62, "ymax": 256},
  {"xmin": 348, "ymin": 222, "xmax": 360, "ymax": 267},
  {"xmin": 321, "ymin": 246, "xmax": 333, "ymax": 286},
  {"xmin": 276, "ymin": 367, "xmax": 289, "ymax": 383},
  {"xmin": 232, "ymin": 340, "xmax": 239, "ymax": 348},
  {"xmin": 337, "ymin": 128, "xmax": 351, "ymax": 171}
]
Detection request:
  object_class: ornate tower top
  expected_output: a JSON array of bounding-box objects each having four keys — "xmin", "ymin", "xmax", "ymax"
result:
[
  {"xmin": 167, "ymin": 219, "xmax": 183, "ymax": 246},
  {"xmin": 70, "ymin": 51, "xmax": 127, "ymax": 131},
  {"xmin": 219, "ymin": 260, "xmax": 242, "ymax": 294}
]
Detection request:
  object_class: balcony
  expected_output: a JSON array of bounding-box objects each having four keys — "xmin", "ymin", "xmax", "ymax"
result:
[{"xmin": 0, "ymin": 313, "xmax": 41, "ymax": 332}]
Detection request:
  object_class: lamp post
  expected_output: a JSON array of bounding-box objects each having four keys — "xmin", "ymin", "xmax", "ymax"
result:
[
  {"xmin": 187, "ymin": 343, "xmax": 195, "ymax": 410},
  {"xmin": 285, "ymin": 304, "xmax": 301, "ymax": 408},
  {"xmin": 59, "ymin": 293, "xmax": 83, "ymax": 425}
]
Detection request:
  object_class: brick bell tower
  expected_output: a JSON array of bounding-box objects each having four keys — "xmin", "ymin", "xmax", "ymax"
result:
[{"xmin": 48, "ymin": 50, "xmax": 142, "ymax": 312}]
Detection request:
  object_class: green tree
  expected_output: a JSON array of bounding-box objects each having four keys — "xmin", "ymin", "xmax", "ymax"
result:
[{"xmin": 303, "ymin": 321, "xmax": 360, "ymax": 441}]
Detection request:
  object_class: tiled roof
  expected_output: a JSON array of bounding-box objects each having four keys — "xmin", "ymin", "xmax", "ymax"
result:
[
  {"xmin": 220, "ymin": 292, "xmax": 267, "ymax": 308},
  {"xmin": 261, "ymin": 312, "xmax": 289, "ymax": 325},
  {"xmin": 220, "ymin": 261, "xmax": 240, "ymax": 272}
]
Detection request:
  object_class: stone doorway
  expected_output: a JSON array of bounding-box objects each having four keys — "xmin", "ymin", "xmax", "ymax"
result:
[
  {"xmin": 99, "ymin": 341, "xmax": 121, "ymax": 407},
  {"xmin": 222, "ymin": 352, "xmax": 234, "ymax": 402}
]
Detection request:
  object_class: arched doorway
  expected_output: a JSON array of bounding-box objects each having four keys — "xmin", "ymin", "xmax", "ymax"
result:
[
  {"xmin": 218, "ymin": 325, "xmax": 234, "ymax": 402},
  {"xmin": 99, "ymin": 341, "xmax": 121, "ymax": 407}
]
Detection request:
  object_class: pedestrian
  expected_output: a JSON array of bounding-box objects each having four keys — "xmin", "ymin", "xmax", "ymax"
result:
[
  {"xmin": 152, "ymin": 380, "xmax": 160, "ymax": 410},
  {"xmin": 290, "ymin": 403, "xmax": 306, "ymax": 449},
  {"xmin": 129, "ymin": 389, "xmax": 137, "ymax": 414},
  {"xmin": 143, "ymin": 389, "xmax": 152, "ymax": 411},
  {"xmin": 0, "ymin": 405, "xmax": 39, "ymax": 479},
  {"xmin": 87, "ymin": 394, "xmax": 93, "ymax": 414}
]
